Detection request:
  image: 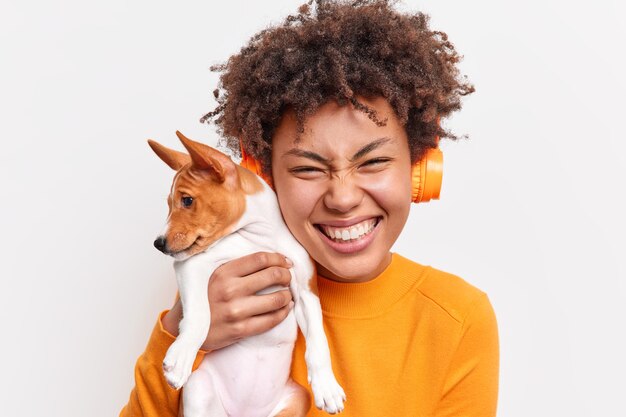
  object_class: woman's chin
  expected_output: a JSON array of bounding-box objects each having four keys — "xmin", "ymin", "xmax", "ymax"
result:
[{"xmin": 315, "ymin": 251, "xmax": 392, "ymax": 283}]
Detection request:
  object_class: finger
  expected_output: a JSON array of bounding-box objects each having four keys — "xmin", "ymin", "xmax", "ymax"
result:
[
  {"xmin": 217, "ymin": 252, "xmax": 293, "ymax": 279},
  {"xmin": 224, "ymin": 289, "xmax": 293, "ymax": 322},
  {"xmin": 232, "ymin": 301, "xmax": 295, "ymax": 340},
  {"xmin": 241, "ymin": 266, "xmax": 292, "ymax": 295},
  {"xmin": 210, "ymin": 266, "xmax": 290, "ymax": 302}
]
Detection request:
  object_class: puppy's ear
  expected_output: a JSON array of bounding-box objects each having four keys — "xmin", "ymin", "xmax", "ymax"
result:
[
  {"xmin": 175, "ymin": 130, "xmax": 235, "ymax": 183},
  {"xmin": 147, "ymin": 139, "xmax": 191, "ymax": 171}
]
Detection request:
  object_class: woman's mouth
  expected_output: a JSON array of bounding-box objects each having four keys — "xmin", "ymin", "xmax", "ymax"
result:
[
  {"xmin": 317, "ymin": 217, "xmax": 379, "ymax": 241},
  {"xmin": 315, "ymin": 217, "xmax": 382, "ymax": 254}
]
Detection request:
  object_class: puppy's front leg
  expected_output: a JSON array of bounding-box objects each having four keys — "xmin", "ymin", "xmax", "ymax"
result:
[
  {"xmin": 292, "ymin": 275, "xmax": 346, "ymax": 414},
  {"xmin": 163, "ymin": 259, "xmax": 214, "ymax": 390}
]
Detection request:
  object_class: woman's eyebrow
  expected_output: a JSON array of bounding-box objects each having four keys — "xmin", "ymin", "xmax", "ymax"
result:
[
  {"xmin": 283, "ymin": 137, "xmax": 392, "ymax": 163},
  {"xmin": 349, "ymin": 137, "xmax": 391, "ymax": 162},
  {"xmin": 283, "ymin": 148, "xmax": 331, "ymax": 164}
]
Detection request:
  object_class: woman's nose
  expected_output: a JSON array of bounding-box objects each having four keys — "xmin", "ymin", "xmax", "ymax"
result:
[{"xmin": 323, "ymin": 177, "xmax": 364, "ymax": 213}]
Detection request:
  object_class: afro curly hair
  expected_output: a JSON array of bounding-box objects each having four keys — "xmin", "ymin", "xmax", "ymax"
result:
[{"xmin": 201, "ymin": 0, "xmax": 475, "ymax": 176}]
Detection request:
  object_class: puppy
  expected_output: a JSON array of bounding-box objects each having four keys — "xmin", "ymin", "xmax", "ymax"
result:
[{"xmin": 148, "ymin": 131, "xmax": 345, "ymax": 417}]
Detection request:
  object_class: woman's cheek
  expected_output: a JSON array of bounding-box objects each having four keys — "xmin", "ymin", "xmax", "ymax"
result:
[
  {"xmin": 360, "ymin": 169, "xmax": 412, "ymax": 208},
  {"xmin": 277, "ymin": 178, "xmax": 320, "ymax": 229}
]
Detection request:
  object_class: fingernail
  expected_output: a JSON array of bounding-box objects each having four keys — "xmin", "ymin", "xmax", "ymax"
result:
[
  {"xmin": 284, "ymin": 257, "xmax": 293, "ymax": 266},
  {"xmin": 288, "ymin": 301, "xmax": 294, "ymax": 309}
]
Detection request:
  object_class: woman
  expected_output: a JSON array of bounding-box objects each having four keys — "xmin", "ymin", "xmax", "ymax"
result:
[{"xmin": 121, "ymin": 1, "xmax": 499, "ymax": 416}]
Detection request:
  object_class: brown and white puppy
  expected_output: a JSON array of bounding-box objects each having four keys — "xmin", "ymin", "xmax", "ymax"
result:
[{"xmin": 148, "ymin": 131, "xmax": 345, "ymax": 417}]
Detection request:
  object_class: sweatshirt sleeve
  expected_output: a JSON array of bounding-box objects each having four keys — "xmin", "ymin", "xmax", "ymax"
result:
[
  {"xmin": 119, "ymin": 310, "xmax": 208, "ymax": 417},
  {"xmin": 433, "ymin": 293, "xmax": 500, "ymax": 417}
]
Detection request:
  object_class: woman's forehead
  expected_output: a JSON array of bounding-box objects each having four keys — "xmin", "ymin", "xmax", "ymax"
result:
[{"xmin": 273, "ymin": 96, "xmax": 408, "ymax": 155}]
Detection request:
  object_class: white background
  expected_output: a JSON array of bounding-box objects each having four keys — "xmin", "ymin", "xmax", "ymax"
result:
[{"xmin": 1, "ymin": 0, "xmax": 624, "ymax": 415}]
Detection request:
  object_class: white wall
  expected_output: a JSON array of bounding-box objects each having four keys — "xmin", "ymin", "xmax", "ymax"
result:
[{"xmin": 1, "ymin": 1, "xmax": 624, "ymax": 415}]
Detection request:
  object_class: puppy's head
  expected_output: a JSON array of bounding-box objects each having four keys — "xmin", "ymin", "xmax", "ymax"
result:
[{"xmin": 148, "ymin": 131, "xmax": 246, "ymax": 260}]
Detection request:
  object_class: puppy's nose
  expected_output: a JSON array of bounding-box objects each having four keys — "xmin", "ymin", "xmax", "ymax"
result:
[{"xmin": 154, "ymin": 236, "xmax": 167, "ymax": 253}]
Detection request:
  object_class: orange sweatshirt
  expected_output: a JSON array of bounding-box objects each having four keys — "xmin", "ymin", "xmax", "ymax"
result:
[{"xmin": 120, "ymin": 253, "xmax": 499, "ymax": 416}]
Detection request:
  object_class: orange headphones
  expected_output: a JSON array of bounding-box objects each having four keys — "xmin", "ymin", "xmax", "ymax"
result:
[
  {"xmin": 240, "ymin": 144, "xmax": 443, "ymax": 204},
  {"xmin": 408, "ymin": 145, "xmax": 443, "ymax": 203}
]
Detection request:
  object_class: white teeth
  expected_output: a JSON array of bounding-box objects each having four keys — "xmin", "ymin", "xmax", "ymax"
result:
[{"xmin": 320, "ymin": 218, "xmax": 378, "ymax": 242}]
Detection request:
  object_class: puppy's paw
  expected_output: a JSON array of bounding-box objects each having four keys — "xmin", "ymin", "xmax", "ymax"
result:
[
  {"xmin": 309, "ymin": 368, "xmax": 346, "ymax": 414},
  {"xmin": 162, "ymin": 340, "xmax": 197, "ymax": 390}
]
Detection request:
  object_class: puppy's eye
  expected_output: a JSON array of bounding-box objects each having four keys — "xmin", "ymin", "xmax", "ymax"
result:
[{"xmin": 181, "ymin": 196, "xmax": 193, "ymax": 207}]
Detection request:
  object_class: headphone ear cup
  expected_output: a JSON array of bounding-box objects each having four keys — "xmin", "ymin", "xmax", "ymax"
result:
[
  {"xmin": 411, "ymin": 147, "xmax": 443, "ymax": 203},
  {"xmin": 240, "ymin": 144, "xmax": 274, "ymax": 188}
]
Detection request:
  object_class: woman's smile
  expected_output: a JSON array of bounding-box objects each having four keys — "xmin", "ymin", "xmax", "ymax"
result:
[
  {"xmin": 314, "ymin": 216, "xmax": 382, "ymax": 253},
  {"xmin": 317, "ymin": 216, "xmax": 379, "ymax": 241}
]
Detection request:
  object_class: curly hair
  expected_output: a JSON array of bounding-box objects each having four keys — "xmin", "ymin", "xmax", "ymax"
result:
[{"xmin": 201, "ymin": 0, "xmax": 474, "ymax": 175}]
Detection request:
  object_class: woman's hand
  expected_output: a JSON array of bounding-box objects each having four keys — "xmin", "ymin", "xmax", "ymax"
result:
[{"xmin": 162, "ymin": 252, "xmax": 294, "ymax": 351}]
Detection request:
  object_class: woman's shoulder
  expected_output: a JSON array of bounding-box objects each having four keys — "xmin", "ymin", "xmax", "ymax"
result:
[{"xmin": 394, "ymin": 253, "xmax": 491, "ymax": 324}]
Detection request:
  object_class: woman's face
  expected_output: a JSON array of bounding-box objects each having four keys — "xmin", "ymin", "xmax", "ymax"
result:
[{"xmin": 271, "ymin": 96, "xmax": 412, "ymax": 283}]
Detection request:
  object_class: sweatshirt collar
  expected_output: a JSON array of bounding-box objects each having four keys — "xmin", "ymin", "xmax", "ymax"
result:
[{"xmin": 316, "ymin": 252, "xmax": 428, "ymax": 318}]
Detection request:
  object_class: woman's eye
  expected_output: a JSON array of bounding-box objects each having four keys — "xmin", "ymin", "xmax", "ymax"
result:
[
  {"xmin": 290, "ymin": 166, "xmax": 325, "ymax": 175},
  {"xmin": 181, "ymin": 196, "xmax": 194, "ymax": 207},
  {"xmin": 360, "ymin": 158, "xmax": 391, "ymax": 168}
]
